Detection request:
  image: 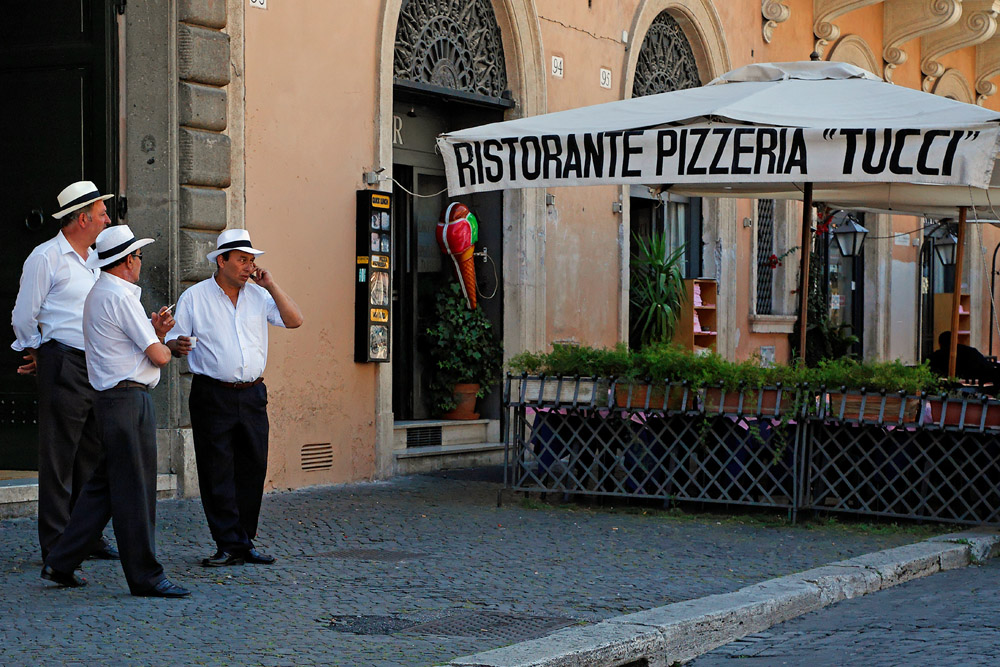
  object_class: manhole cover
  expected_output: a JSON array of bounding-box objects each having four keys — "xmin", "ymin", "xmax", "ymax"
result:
[
  {"xmin": 306, "ymin": 549, "xmax": 425, "ymax": 562},
  {"xmin": 401, "ymin": 611, "xmax": 577, "ymax": 642},
  {"xmin": 323, "ymin": 615, "xmax": 418, "ymax": 635}
]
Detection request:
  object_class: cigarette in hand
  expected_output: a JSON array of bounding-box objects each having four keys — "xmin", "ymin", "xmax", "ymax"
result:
[{"xmin": 161, "ymin": 303, "xmax": 175, "ymax": 315}]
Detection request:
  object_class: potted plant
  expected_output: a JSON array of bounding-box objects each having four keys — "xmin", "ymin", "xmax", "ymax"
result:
[
  {"xmin": 630, "ymin": 234, "xmax": 687, "ymax": 347},
  {"xmin": 507, "ymin": 343, "xmax": 627, "ymax": 405},
  {"xmin": 424, "ymin": 283, "xmax": 503, "ymax": 419},
  {"xmin": 614, "ymin": 343, "xmax": 700, "ymax": 410},
  {"xmin": 814, "ymin": 359, "xmax": 937, "ymax": 423}
]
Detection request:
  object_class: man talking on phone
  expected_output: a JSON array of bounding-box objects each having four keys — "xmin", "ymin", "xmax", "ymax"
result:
[{"xmin": 165, "ymin": 229, "xmax": 302, "ymax": 567}]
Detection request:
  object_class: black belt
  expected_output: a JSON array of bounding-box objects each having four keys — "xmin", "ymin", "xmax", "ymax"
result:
[
  {"xmin": 43, "ymin": 340, "xmax": 86, "ymax": 359},
  {"xmin": 113, "ymin": 380, "xmax": 149, "ymax": 391},
  {"xmin": 195, "ymin": 375, "xmax": 264, "ymax": 390}
]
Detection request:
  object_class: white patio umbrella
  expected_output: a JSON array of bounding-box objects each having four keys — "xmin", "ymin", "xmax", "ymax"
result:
[{"xmin": 437, "ymin": 60, "xmax": 1000, "ymax": 371}]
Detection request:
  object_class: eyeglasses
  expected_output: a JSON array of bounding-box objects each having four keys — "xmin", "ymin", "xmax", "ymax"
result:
[{"xmin": 132, "ymin": 252, "xmax": 143, "ymax": 260}]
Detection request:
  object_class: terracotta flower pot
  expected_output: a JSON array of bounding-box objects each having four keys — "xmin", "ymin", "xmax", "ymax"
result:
[
  {"xmin": 826, "ymin": 392, "xmax": 919, "ymax": 422},
  {"xmin": 927, "ymin": 398, "xmax": 1000, "ymax": 427},
  {"xmin": 614, "ymin": 383, "xmax": 689, "ymax": 410},
  {"xmin": 443, "ymin": 383, "xmax": 480, "ymax": 420},
  {"xmin": 702, "ymin": 388, "xmax": 785, "ymax": 416}
]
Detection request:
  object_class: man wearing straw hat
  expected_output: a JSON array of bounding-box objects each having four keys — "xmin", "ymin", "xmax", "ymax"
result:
[
  {"xmin": 40, "ymin": 224, "xmax": 190, "ymax": 597},
  {"xmin": 166, "ymin": 228, "xmax": 303, "ymax": 567},
  {"xmin": 10, "ymin": 180, "xmax": 119, "ymax": 561}
]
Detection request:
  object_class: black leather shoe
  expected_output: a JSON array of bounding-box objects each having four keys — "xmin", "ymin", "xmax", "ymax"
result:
[
  {"xmin": 134, "ymin": 578, "xmax": 191, "ymax": 598},
  {"xmin": 87, "ymin": 540, "xmax": 120, "ymax": 560},
  {"xmin": 245, "ymin": 548, "xmax": 276, "ymax": 564},
  {"xmin": 201, "ymin": 550, "xmax": 245, "ymax": 567},
  {"xmin": 41, "ymin": 565, "xmax": 86, "ymax": 588}
]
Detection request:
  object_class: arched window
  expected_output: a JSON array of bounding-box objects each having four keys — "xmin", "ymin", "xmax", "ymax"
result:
[
  {"xmin": 393, "ymin": 0, "xmax": 508, "ymax": 100},
  {"xmin": 633, "ymin": 12, "xmax": 701, "ymax": 97}
]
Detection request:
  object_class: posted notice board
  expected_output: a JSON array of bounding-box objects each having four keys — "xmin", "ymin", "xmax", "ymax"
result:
[{"xmin": 355, "ymin": 190, "xmax": 392, "ymax": 363}]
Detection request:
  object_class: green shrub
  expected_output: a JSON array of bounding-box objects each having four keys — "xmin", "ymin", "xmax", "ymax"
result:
[{"xmin": 424, "ymin": 283, "xmax": 503, "ymax": 413}]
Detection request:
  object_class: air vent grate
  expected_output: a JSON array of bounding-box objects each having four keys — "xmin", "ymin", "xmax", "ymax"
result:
[
  {"xmin": 406, "ymin": 426, "xmax": 442, "ymax": 448},
  {"xmin": 301, "ymin": 442, "xmax": 333, "ymax": 471}
]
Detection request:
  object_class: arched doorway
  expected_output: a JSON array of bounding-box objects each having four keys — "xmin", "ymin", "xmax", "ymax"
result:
[
  {"xmin": 627, "ymin": 11, "xmax": 703, "ymax": 348},
  {"xmin": 391, "ymin": 0, "xmax": 511, "ymax": 420}
]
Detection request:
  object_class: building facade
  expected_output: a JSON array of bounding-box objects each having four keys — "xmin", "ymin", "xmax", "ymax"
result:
[{"xmin": 4, "ymin": 0, "xmax": 1000, "ymax": 509}]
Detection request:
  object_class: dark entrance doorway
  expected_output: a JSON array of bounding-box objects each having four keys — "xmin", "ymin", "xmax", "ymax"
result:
[
  {"xmin": 0, "ymin": 1, "xmax": 119, "ymax": 470},
  {"xmin": 390, "ymin": 97, "xmax": 504, "ymax": 420}
]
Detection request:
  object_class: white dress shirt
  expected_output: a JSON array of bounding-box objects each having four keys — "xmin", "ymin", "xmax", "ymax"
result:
[
  {"xmin": 11, "ymin": 231, "xmax": 99, "ymax": 352},
  {"xmin": 165, "ymin": 276, "xmax": 285, "ymax": 383},
  {"xmin": 83, "ymin": 273, "xmax": 161, "ymax": 391}
]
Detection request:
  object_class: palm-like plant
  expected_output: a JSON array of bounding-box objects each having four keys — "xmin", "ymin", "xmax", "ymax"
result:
[{"xmin": 630, "ymin": 232, "xmax": 687, "ymax": 346}]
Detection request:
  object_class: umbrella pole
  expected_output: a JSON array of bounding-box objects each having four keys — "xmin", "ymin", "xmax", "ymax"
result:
[
  {"xmin": 947, "ymin": 206, "xmax": 968, "ymax": 378},
  {"xmin": 798, "ymin": 183, "xmax": 814, "ymax": 365}
]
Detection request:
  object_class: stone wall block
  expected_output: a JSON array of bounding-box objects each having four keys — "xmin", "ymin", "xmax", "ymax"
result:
[
  {"xmin": 180, "ymin": 186, "xmax": 227, "ymax": 231},
  {"xmin": 178, "ymin": 24, "xmax": 231, "ymax": 85},
  {"xmin": 180, "ymin": 229, "xmax": 222, "ymax": 282},
  {"xmin": 179, "ymin": 127, "xmax": 231, "ymax": 187},
  {"xmin": 179, "ymin": 0, "xmax": 227, "ymax": 29},
  {"xmin": 179, "ymin": 81, "xmax": 227, "ymax": 131},
  {"xmin": 178, "ymin": 375, "xmax": 193, "ymax": 428}
]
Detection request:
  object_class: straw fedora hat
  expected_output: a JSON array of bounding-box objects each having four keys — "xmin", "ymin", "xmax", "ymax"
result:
[
  {"xmin": 206, "ymin": 229, "xmax": 266, "ymax": 263},
  {"xmin": 85, "ymin": 225, "xmax": 155, "ymax": 269},
  {"xmin": 52, "ymin": 181, "xmax": 114, "ymax": 220}
]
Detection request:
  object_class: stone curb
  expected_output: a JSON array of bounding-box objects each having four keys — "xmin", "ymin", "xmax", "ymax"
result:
[{"xmin": 449, "ymin": 529, "xmax": 1000, "ymax": 667}]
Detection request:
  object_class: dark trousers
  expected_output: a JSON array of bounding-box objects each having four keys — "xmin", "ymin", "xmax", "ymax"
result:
[
  {"xmin": 45, "ymin": 387, "xmax": 164, "ymax": 594},
  {"xmin": 36, "ymin": 340, "xmax": 106, "ymax": 557},
  {"xmin": 190, "ymin": 375, "xmax": 269, "ymax": 555}
]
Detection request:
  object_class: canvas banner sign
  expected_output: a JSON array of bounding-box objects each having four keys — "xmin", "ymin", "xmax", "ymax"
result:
[{"xmin": 438, "ymin": 124, "xmax": 1000, "ymax": 195}]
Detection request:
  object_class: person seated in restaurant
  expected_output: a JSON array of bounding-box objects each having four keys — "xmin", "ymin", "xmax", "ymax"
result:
[{"xmin": 928, "ymin": 331, "xmax": 1000, "ymax": 392}]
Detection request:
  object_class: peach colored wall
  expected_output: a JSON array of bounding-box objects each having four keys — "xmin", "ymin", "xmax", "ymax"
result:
[
  {"xmin": 244, "ymin": 4, "xmax": 379, "ymax": 490},
  {"xmin": 536, "ymin": 1, "xmax": 639, "ymax": 347},
  {"xmin": 238, "ymin": 0, "xmax": 1000, "ymax": 491}
]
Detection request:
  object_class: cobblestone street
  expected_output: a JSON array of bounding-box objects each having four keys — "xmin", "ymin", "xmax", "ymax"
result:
[
  {"xmin": 0, "ymin": 468, "xmax": 948, "ymax": 666},
  {"xmin": 693, "ymin": 554, "xmax": 1000, "ymax": 666}
]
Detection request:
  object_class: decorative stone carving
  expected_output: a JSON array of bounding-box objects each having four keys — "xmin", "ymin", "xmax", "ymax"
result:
[
  {"xmin": 921, "ymin": 0, "xmax": 1000, "ymax": 92},
  {"xmin": 393, "ymin": 0, "xmax": 508, "ymax": 99},
  {"xmin": 634, "ymin": 11, "xmax": 701, "ymax": 97},
  {"xmin": 976, "ymin": 36, "xmax": 1000, "ymax": 104},
  {"xmin": 762, "ymin": 0, "xmax": 790, "ymax": 44},
  {"xmin": 813, "ymin": 0, "xmax": 883, "ymax": 55},
  {"xmin": 827, "ymin": 34, "xmax": 882, "ymax": 78},
  {"xmin": 883, "ymin": 0, "xmax": 961, "ymax": 82},
  {"xmin": 932, "ymin": 67, "xmax": 975, "ymax": 102}
]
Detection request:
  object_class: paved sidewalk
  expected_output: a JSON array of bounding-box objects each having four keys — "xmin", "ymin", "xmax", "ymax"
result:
[
  {"xmin": 691, "ymin": 557, "xmax": 1000, "ymax": 666},
  {"xmin": 0, "ymin": 467, "xmax": 947, "ymax": 666}
]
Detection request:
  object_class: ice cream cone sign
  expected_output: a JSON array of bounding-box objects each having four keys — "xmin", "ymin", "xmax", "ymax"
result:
[{"xmin": 436, "ymin": 202, "xmax": 480, "ymax": 309}]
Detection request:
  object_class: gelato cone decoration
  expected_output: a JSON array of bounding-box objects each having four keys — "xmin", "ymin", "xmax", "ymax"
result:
[{"xmin": 436, "ymin": 202, "xmax": 479, "ymax": 309}]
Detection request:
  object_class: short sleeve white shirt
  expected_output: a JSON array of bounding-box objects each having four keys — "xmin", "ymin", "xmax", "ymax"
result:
[
  {"xmin": 165, "ymin": 276, "xmax": 284, "ymax": 383},
  {"xmin": 11, "ymin": 231, "xmax": 99, "ymax": 352},
  {"xmin": 83, "ymin": 272, "xmax": 161, "ymax": 391}
]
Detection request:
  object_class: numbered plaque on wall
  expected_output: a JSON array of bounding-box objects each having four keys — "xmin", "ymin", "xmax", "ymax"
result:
[{"xmin": 355, "ymin": 190, "xmax": 392, "ymax": 363}]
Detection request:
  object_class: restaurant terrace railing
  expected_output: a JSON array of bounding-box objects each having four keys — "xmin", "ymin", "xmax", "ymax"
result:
[{"xmin": 503, "ymin": 375, "xmax": 1000, "ymax": 526}]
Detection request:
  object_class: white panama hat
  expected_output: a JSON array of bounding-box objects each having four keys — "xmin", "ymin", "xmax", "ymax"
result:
[
  {"xmin": 206, "ymin": 229, "xmax": 266, "ymax": 263},
  {"xmin": 52, "ymin": 180, "xmax": 114, "ymax": 220},
  {"xmin": 85, "ymin": 225, "xmax": 155, "ymax": 269}
]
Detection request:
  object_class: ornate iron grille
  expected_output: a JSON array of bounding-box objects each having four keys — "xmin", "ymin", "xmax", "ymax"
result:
[
  {"xmin": 394, "ymin": 0, "xmax": 508, "ymax": 99},
  {"xmin": 756, "ymin": 199, "xmax": 775, "ymax": 315},
  {"xmin": 633, "ymin": 11, "xmax": 701, "ymax": 97}
]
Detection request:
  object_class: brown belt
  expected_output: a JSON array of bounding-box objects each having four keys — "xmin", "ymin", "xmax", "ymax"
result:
[
  {"xmin": 197, "ymin": 375, "xmax": 264, "ymax": 390},
  {"xmin": 114, "ymin": 380, "xmax": 149, "ymax": 391}
]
